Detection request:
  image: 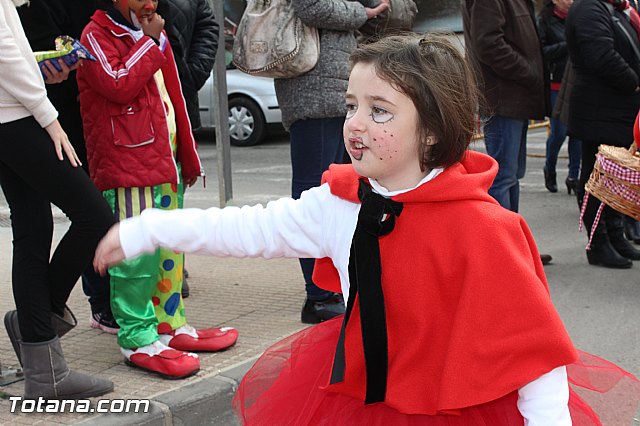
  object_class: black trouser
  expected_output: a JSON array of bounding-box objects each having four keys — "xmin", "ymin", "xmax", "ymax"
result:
[
  {"xmin": 0, "ymin": 117, "xmax": 115, "ymax": 342},
  {"xmin": 57, "ymin": 104, "xmax": 112, "ymax": 314}
]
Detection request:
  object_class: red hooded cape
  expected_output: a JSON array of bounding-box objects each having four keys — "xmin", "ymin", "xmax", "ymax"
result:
[{"xmin": 313, "ymin": 150, "xmax": 578, "ymax": 415}]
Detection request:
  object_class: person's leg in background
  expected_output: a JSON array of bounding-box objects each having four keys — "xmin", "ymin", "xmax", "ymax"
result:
[
  {"xmin": 85, "ymin": 267, "xmax": 118, "ymax": 333},
  {"xmin": 511, "ymin": 121, "xmax": 528, "ymax": 213},
  {"xmin": 544, "ymin": 90, "xmax": 567, "ymax": 193},
  {"xmin": 483, "ymin": 115, "xmax": 528, "ymax": 212},
  {"xmin": 484, "ymin": 116, "xmax": 553, "ymax": 264},
  {"xmin": 0, "ymin": 162, "xmax": 56, "ymax": 344},
  {"xmin": 56, "ymin": 104, "xmax": 118, "ymax": 334},
  {"xmin": 566, "ymin": 137, "xmax": 582, "ymax": 194},
  {"xmin": 180, "ymin": 184, "xmax": 190, "ymax": 299},
  {"xmin": 290, "ymin": 117, "xmax": 346, "ymax": 324}
]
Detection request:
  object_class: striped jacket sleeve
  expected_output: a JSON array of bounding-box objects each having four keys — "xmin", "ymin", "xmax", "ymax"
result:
[{"xmin": 79, "ymin": 26, "xmax": 166, "ymax": 105}]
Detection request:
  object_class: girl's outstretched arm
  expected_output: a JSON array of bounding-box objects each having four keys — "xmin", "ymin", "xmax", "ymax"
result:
[{"xmin": 94, "ymin": 184, "xmax": 350, "ymax": 274}]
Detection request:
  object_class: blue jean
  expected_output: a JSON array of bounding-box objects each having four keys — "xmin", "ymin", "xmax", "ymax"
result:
[
  {"xmin": 544, "ymin": 90, "xmax": 582, "ymax": 179},
  {"xmin": 82, "ymin": 267, "xmax": 110, "ymax": 314},
  {"xmin": 290, "ymin": 117, "xmax": 346, "ymax": 301},
  {"xmin": 483, "ymin": 115, "xmax": 528, "ymax": 213}
]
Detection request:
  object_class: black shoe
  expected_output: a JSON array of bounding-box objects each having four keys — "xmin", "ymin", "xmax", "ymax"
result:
[
  {"xmin": 544, "ymin": 169, "xmax": 558, "ymax": 193},
  {"xmin": 181, "ymin": 274, "xmax": 190, "ymax": 299},
  {"xmin": 624, "ymin": 217, "xmax": 640, "ymax": 244},
  {"xmin": 90, "ymin": 310, "xmax": 119, "ymax": 335},
  {"xmin": 586, "ymin": 245, "xmax": 633, "ymax": 268},
  {"xmin": 565, "ymin": 177, "xmax": 579, "ymax": 195},
  {"xmin": 586, "ymin": 225, "xmax": 632, "ymax": 269},
  {"xmin": 606, "ymin": 211, "xmax": 640, "ymax": 260},
  {"xmin": 301, "ymin": 294, "xmax": 345, "ymax": 324},
  {"xmin": 540, "ymin": 254, "xmax": 552, "ymax": 265},
  {"xmin": 609, "ymin": 236, "xmax": 640, "ymax": 260}
]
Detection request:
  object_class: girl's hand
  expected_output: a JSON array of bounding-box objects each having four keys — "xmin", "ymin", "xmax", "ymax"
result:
[
  {"xmin": 93, "ymin": 224, "xmax": 125, "ymax": 276},
  {"xmin": 44, "ymin": 119, "xmax": 82, "ymax": 167},
  {"xmin": 365, "ymin": 0, "xmax": 390, "ymax": 19},
  {"xmin": 140, "ymin": 13, "xmax": 165, "ymax": 40}
]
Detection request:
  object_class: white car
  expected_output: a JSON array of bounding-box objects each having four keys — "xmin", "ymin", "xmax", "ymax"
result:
[{"xmin": 198, "ymin": 68, "xmax": 282, "ymax": 146}]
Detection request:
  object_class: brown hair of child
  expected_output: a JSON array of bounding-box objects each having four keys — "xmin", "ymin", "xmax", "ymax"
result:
[{"xmin": 350, "ymin": 33, "xmax": 480, "ymax": 171}]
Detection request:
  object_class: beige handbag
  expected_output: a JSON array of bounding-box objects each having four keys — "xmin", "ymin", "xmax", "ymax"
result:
[{"xmin": 232, "ymin": 0, "xmax": 320, "ymax": 78}]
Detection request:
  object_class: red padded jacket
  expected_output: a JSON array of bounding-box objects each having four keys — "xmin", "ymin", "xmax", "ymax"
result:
[{"xmin": 77, "ymin": 10, "xmax": 203, "ymax": 191}]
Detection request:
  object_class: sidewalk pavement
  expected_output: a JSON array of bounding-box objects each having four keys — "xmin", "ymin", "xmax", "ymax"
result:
[{"xmin": 0, "ymin": 131, "xmax": 638, "ymax": 425}]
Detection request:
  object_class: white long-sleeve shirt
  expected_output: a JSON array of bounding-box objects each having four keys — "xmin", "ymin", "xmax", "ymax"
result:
[
  {"xmin": 119, "ymin": 177, "xmax": 572, "ymax": 425},
  {"xmin": 0, "ymin": 0, "xmax": 58, "ymax": 127}
]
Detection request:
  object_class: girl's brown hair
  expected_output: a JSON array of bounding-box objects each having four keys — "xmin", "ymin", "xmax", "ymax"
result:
[{"xmin": 349, "ymin": 33, "xmax": 480, "ymax": 170}]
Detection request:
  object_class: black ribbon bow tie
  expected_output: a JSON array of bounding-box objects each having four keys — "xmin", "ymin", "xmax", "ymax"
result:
[{"xmin": 329, "ymin": 179, "xmax": 403, "ymax": 404}]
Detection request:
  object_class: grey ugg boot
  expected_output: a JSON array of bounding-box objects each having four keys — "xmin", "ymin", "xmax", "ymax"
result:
[
  {"xmin": 21, "ymin": 337, "xmax": 113, "ymax": 399},
  {"xmin": 4, "ymin": 306, "xmax": 78, "ymax": 366}
]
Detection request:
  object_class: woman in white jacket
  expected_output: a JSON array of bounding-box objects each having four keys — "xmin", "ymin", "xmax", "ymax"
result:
[{"xmin": 0, "ymin": 0, "xmax": 114, "ymax": 399}]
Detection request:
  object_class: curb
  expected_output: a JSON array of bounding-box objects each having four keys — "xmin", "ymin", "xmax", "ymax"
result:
[{"xmin": 74, "ymin": 357, "xmax": 257, "ymax": 425}]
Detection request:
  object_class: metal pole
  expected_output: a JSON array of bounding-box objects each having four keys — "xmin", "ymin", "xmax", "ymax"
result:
[{"xmin": 211, "ymin": 0, "xmax": 233, "ymax": 207}]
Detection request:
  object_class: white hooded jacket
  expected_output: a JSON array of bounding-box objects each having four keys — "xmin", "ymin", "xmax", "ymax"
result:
[{"xmin": 0, "ymin": 0, "xmax": 57, "ymax": 127}]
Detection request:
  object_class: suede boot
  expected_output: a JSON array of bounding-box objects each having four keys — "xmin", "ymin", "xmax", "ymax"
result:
[
  {"xmin": 586, "ymin": 222, "xmax": 632, "ymax": 269},
  {"xmin": 21, "ymin": 337, "xmax": 113, "ymax": 399},
  {"xmin": 4, "ymin": 305, "xmax": 78, "ymax": 367},
  {"xmin": 606, "ymin": 211, "xmax": 640, "ymax": 260}
]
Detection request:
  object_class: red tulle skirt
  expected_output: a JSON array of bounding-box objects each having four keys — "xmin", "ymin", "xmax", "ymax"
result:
[{"xmin": 233, "ymin": 318, "xmax": 639, "ymax": 426}]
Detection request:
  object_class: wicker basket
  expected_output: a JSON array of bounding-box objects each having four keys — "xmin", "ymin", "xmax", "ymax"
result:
[{"xmin": 584, "ymin": 142, "xmax": 640, "ymax": 221}]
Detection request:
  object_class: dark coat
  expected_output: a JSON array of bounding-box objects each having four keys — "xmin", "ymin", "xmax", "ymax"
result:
[
  {"xmin": 17, "ymin": 0, "xmax": 100, "ymax": 166},
  {"xmin": 157, "ymin": 0, "xmax": 219, "ymax": 130},
  {"xmin": 537, "ymin": 4, "xmax": 569, "ymax": 83},
  {"xmin": 462, "ymin": 0, "xmax": 549, "ymax": 120},
  {"xmin": 565, "ymin": 0, "xmax": 640, "ymax": 145}
]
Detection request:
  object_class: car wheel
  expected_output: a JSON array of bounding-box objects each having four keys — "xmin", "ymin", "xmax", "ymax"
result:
[{"xmin": 228, "ymin": 97, "xmax": 266, "ymax": 146}]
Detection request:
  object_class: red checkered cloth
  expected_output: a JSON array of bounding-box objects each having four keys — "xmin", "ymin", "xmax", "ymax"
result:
[{"xmin": 597, "ymin": 154, "xmax": 640, "ymax": 185}]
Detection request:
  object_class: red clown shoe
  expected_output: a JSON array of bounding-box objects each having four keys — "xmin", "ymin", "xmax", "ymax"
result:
[
  {"xmin": 159, "ymin": 324, "xmax": 239, "ymax": 352},
  {"xmin": 121, "ymin": 340, "xmax": 200, "ymax": 379}
]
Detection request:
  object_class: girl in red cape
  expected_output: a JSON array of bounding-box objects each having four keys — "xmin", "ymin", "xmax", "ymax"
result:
[{"xmin": 92, "ymin": 33, "xmax": 640, "ymax": 425}]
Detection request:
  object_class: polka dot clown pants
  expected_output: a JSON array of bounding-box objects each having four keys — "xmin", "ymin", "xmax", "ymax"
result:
[{"xmin": 103, "ymin": 178, "xmax": 186, "ymax": 349}]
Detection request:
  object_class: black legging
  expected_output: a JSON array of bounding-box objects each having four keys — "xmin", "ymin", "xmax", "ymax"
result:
[{"xmin": 0, "ymin": 117, "xmax": 115, "ymax": 342}]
